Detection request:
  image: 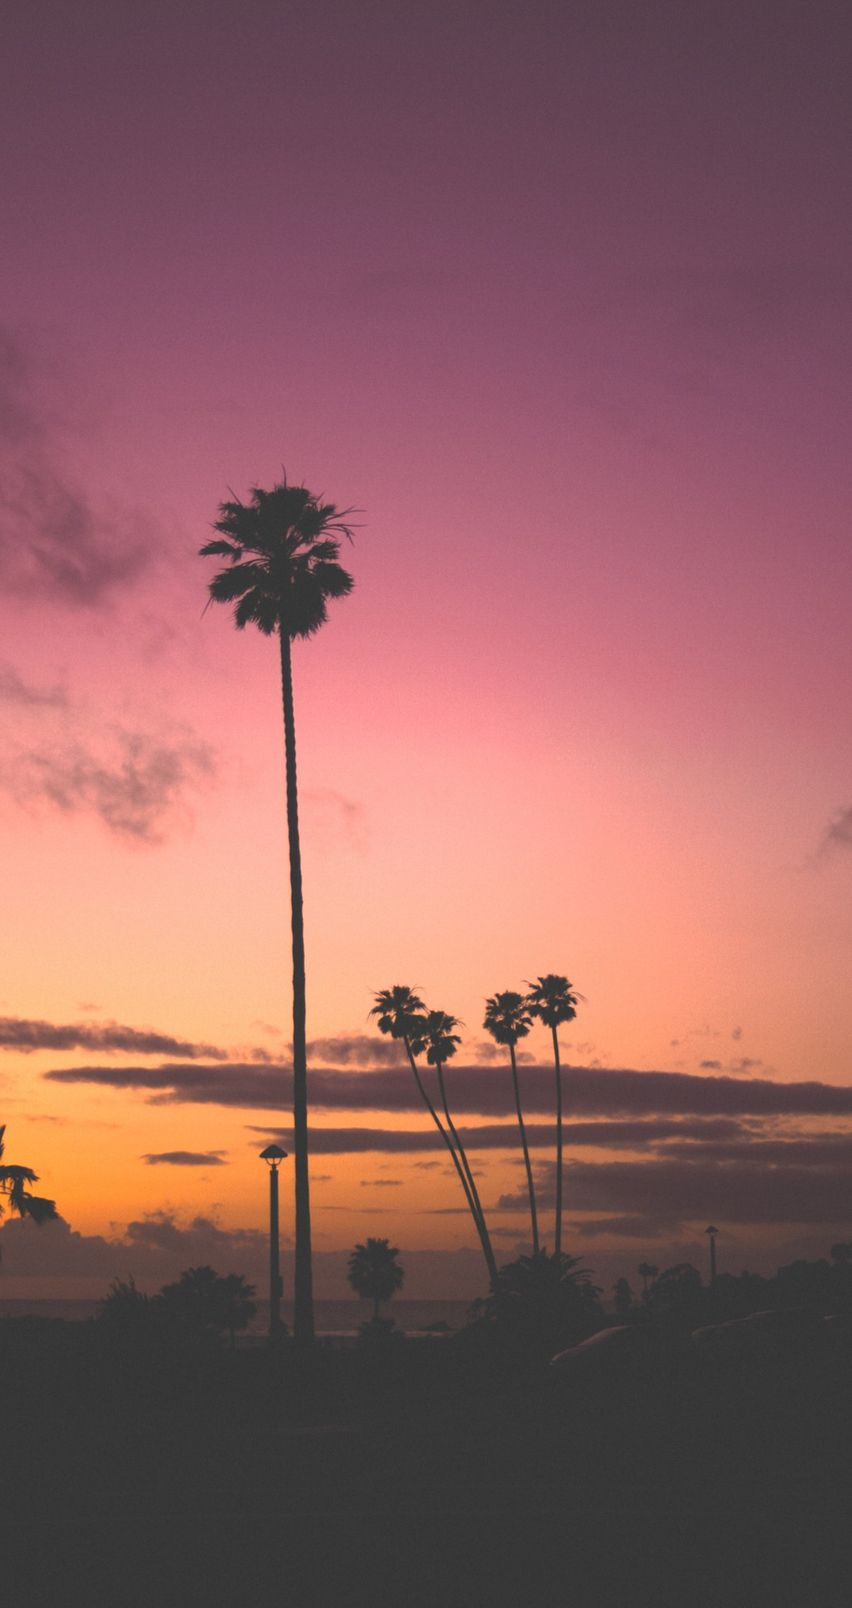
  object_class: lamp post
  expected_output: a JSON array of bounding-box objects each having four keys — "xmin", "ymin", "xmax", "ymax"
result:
[
  {"xmin": 260, "ymin": 1144, "xmax": 288, "ymax": 1342},
  {"xmin": 705, "ymin": 1224, "xmax": 719, "ymax": 1289}
]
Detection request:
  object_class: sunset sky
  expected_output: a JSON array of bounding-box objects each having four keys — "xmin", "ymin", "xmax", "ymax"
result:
[{"xmin": 2, "ymin": 0, "xmax": 851, "ymax": 1301}]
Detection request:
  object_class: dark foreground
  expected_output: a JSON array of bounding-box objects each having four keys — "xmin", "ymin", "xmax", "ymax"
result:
[{"xmin": 3, "ymin": 1319, "xmax": 851, "ymax": 1608}]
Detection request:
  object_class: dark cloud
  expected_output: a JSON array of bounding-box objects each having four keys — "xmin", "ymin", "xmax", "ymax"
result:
[
  {"xmin": 45, "ymin": 1059, "xmax": 852, "ymax": 1121},
  {"xmin": 0, "ymin": 1016, "xmax": 227, "ymax": 1059},
  {"xmin": 0, "ymin": 327, "xmax": 151, "ymax": 607},
  {"xmin": 246, "ymin": 1117, "xmax": 751, "ymax": 1155},
  {"xmin": 2, "ymin": 726, "xmax": 215, "ymax": 844},
  {"xmin": 360, "ymin": 1179, "xmax": 402, "ymax": 1187},
  {"xmin": 498, "ymin": 1155, "xmax": 852, "ymax": 1227},
  {"xmin": 573, "ymin": 1214, "xmax": 681, "ymax": 1240},
  {"xmin": 0, "ymin": 661, "xmax": 67, "ymax": 707},
  {"xmin": 142, "ymin": 1151, "xmax": 227, "ymax": 1167}
]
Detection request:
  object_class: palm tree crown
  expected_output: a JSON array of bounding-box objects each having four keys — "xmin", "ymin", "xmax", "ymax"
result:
[
  {"xmin": 0, "ymin": 1125, "xmax": 58, "ymax": 1225},
  {"xmin": 369, "ymin": 985, "xmax": 426, "ymax": 1042},
  {"xmin": 525, "ymin": 974, "xmax": 579, "ymax": 1028},
  {"xmin": 200, "ymin": 481, "xmax": 355, "ymax": 636},
  {"xmin": 483, "ymin": 991, "xmax": 532, "ymax": 1046},
  {"xmin": 408, "ymin": 1011, "xmax": 461, "ymax": 1065}
]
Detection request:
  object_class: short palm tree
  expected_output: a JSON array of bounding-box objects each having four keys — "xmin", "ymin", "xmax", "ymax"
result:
[
  {"xmin": 526, "ymin": 974, "xmax": 580, "ymax": 1258},
  {"xmin": 638, "ymin": 1261, "xmax": 658, "ymax": 1301},
  {"xmin": 483, "ymin": 991, "xmax": 539, "ymax": 1254},
  {"xmin": 347, "ymin": 1238, "xmax": 405, "ymax": 1322},
  {"xmin": 370, "ymin": 986, "xmax": 480, "ymax": 1221},
  {"xmin": 201, "ymin": 479, "xmax": 355, "ymax": 1349},
  {"xmin": 408, "ymin": 1011, "xmax": 498, "ymax": 1286},
  {"xmin": 0, "ymin": 1125, "xmax": 58, "ymax": 1224}
]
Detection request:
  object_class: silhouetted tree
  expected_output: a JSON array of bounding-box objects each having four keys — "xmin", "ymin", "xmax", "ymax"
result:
[
  {"xmin": 371, "ymin": 986, "xmax": 494, "ymax": 1278},
  {"xmin": 159, "ymin": 1266, "xmax": 257, "ymax": 1348},
  {"xmin": 481, "ymin": 1249, "xmax": 602, "ymax": 1352},
  {"xmin": 409, "ymin": 1011, "xmax": 498, "ymax": 1286},
  {"xmin": 638, "ymin": 1261, "xmax": 658, "ymax": 1301},
  {"xmin": 201, "ymin": 480, "xmax": 355, "ymax": 1348},
  {"xmin": 483, "ymin": 991, "xmax": 539, "ymax": 1254},
  {"xmin": 525, "ymin": 975, "xmax": 580, "ymax": 1258},
  {"xmin": 613, "ymin": 1277, "xmax": 634, "ymax": 1319},
  {"xmin": 347, "ymin": 1238, "xmax": 405, "ymax": 1322},
  {"xmin": 646, "ymin": 1262, "xmax": 705, "ymax": 1329},
  {"xmin": 0, "ymin": 1125, "xmax": 58, "ymax": 1226}
]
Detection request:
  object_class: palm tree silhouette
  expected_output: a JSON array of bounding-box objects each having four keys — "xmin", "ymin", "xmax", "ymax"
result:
[
  {"xmin": 201, "ymin": 479, "xmax": 355, "ymax": 1348},
  {"xmin": 0, "ymin": 1125, "xmax": 58, "ymax": 1225},
  {"xmin": 370, "ymin": 986, "xmax": 493, "ymax": 1272},
  {"xmin": 408, "ymin": 1011, "xmax": 498, "ymax": 1286},
  {"xmin": 638, "ymin": 1261, "xmax": 658, "ymax": 1300},
  {"xmin": 347, "ymin": 1237, "xmax": 405, "ymax": 1322},
  {"xmin": 526, "ymin": 974, "xmax": 580, "ymax": 1259},
  {"xmin": 483, "ymin": 991, "xmax": 539, "ymax": 1254}
]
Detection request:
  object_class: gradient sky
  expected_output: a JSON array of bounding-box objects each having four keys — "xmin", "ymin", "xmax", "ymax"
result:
[{"xmin": 1, "ymin": 0, "xmax": 851, "ymax": 1300}]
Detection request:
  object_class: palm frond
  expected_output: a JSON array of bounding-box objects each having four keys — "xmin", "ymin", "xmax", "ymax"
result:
[{"xmin": 199, "ymin": 537, "xmax": 244, "ymax": 561}]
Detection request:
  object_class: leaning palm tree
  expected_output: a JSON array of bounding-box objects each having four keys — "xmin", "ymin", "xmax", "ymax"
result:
[
  {"xmin": 371, "ymin": 987, "xmax": 496, "ymax": 1283},
  {"xmin": 408, "ymin": 1011, "xmax": 498, "ymax": 1286},
  {"xmin": 483, "ymin": 991, "xmax": 539, "ymax": 1254},
  {"xmin": 0, "ymin": 1125, "xmax": 58, "ymax": 1225},
  {"xmin": 201, "ymin": 480, "xmax": 355, "ymax": 1348},
  {"xmin": 526, "ymin": 974, "xmax": 580, "ymax": 1259}
]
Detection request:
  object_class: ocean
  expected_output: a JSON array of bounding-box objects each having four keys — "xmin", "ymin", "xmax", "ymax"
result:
[{"xmin": 0, "ymin": 1297, "xmax": 473, "ymax": 1336}]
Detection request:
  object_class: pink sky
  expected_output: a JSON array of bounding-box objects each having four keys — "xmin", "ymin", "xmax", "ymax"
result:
[{"xmin": 1, "ymin": 1, "xmax": 851, "ymax": 1298}]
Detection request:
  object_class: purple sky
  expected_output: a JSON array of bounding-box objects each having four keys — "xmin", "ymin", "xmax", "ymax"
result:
[{"xmin": 2, "ymin": 1, "xmax": 852, "ymax": 1294}]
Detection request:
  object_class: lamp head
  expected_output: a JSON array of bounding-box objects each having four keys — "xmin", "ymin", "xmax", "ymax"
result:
[{"xmin": 260, "ymin": 1144, "xmax": 288, "ymax": 1168}]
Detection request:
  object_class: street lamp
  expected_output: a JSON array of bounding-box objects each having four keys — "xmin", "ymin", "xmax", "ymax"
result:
[
  {"xmin": 705, "ymin": 1224, "xmax": 719, "ymax": 1289},
  {"xmin": 260, "ymin": 1144, "xmax": 288, "ymax": 1342}
]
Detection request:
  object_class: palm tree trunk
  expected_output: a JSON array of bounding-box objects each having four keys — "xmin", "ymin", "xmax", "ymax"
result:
[
  {"xmin": 509, "ymin": 1042, "xmax": 539, "ymax": 1254},
  {"xmin": 405, "ymin": 1041, "xmax": 495, "ymax": 1283},
  {"xmin": 552, "ymin": 1023, "xmax": 563, "ymax": 1259},
  {"xmin": 279, "ymin": 628, "xmax": 313, "ymax": 1348},
  {"xmin": 434, "ymin": 1061, "xmax": 498, "ymax": 1286}
]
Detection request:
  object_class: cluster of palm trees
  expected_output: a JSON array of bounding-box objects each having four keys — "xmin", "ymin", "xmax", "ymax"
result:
[{"xmin": 370, "ymin": 977, "xmax": 580, "ymax": 1288}]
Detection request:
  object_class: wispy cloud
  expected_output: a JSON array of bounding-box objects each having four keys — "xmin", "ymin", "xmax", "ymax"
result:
[
  {"xmin": 0, "ymin": 327, "xmax": 152, "ymax": 607},
  {"xmin": 302, "ymin": 788, "xmax": 368, "ymax": 853},
  {"xmin": 0, "ymin": 660, "xmax": 67, "ymax": 707},
  {"xmin": 822, "ymin": 806, "xmax": 852, "ymax": 853},
  {"xmin": 0, "ymin": 725, "xmax": 215, "ymax": 844}
]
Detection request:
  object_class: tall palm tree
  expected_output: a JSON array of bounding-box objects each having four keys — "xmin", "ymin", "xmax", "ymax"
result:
[
  {"xmin": 526, "ymin": 974, "xmax": 580, "ymax": 1259},
  {"xmin": 408, "ymin": 1011, "xmax": 498, "ymax": 1286},
  {"xmin": 371, "ymin": 987, "xmax": 496, "ymax": 1283},
  {"xmin": 347, "ymin": 1237, "xmax": 405, "ymax": 1322},
  {"xmin": 0, "ymin": 1125, "xmax": 58, "ymax": 1225},
  {"xmin": 201, "ymin": 480, "xmax": 355, "ymax": 1348},
  {"xmin": 483, "ymin": 991, "xmax": 539, "ymax": 1254}
]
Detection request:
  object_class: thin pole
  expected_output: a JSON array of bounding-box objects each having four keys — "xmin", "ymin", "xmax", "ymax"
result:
[{"xmin": 269, "ymin": 1162, "xmax": 281, "ymax": 1340}]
